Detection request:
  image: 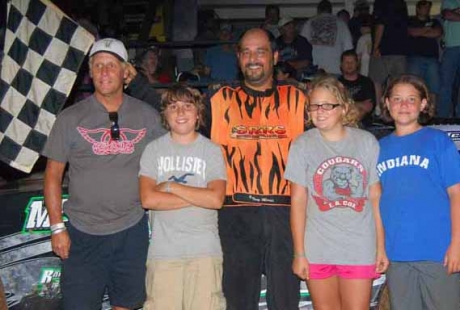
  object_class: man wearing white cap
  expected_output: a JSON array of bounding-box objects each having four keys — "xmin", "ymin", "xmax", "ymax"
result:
[
  {"xmin": 275, "ymin": 16, "xmax": 313, "ymax": 78},
  {"xmin": 43, "ymin": 38, "xmax": 164, "ymax": 309}
]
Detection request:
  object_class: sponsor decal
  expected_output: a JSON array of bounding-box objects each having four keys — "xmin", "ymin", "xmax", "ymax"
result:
[
  {"xmin": 36, "ymin": 267, "xmax": 61, "ymax": 297},
  {"xmin": 231, "ymin": 125, "xmax": 287, "ymax": 139},
  {"xmin": 22, "ymin": 196, "xmax": 68, "ymax": 234},
  {"xmin": 447, "ymin": 131, "xmax": 460, "ymax": 141}
]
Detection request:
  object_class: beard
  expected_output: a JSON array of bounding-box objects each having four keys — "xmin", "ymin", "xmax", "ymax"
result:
[
  {"xmin": 244, "ymin": 69, "xmax": 265, "ymax": 83},
  {"xmin": 242, "ymin": 62, "xmax": 272, "ymax": 85}
]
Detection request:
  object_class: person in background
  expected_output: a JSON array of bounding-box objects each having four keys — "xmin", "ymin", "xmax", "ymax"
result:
[
  {"xmin": 369, "ymin": 0, "xmax": 409, "ymax": 110},
  {"xmin": 276, "ymin": 16, "xmax": 313, "ymax": 78},
  {"xmin": 349, "ymin": 0, "xmax": 373, "ymax": 48},
  {"xmin": 301, "ymin": 0, "xmax": 353, "ymax": 75},
  {"xmin": 70, "ymin": 6, "xmax": 100, "ymax": 102},
  {"xmin": 438, "ymin": 0, "xmax": 460, "ymax": 117},
  {"xmin": 378, "ymin": 75, "xmax": 460, "ymax": 310},
  {"xmin": 275, "ymin": 61, "xmax": 298, "ymax": 82},
  {"xmin": 355, "ymin": 15, "xmax": 373, "ymax": 77},
  {"xmin": 135, "ymin": 46, "xmax": 172, "ymax": 86},
  {"xmin": 286, "ymin": 75, "xmax": 388, "ymax": 310},
  {"xmin": 140, "ymin": 84, "xmax": 227, "ymax": 310},
  {"xmin": 124, "ymin": 62, "xmax": 162, "ymax": 112},
  {"xmin": 339, "ymin": 50, "xmax": 376, "ymax": 126},
  {"xmin": 193, "ymin": 12, "xmax": 220, "ymax": 76},
  {"xmin": 176, "ymin": 71, "xmax": 200, "ymax": 83},
  {"xmin": 262, "ymin": 4, "xmax": 281, "ymax": 39},
  {"xmin": 407, "ymin": 0, "xmax": 443, "ymax": 107},
  {"xmin": 337, "ymin": 9, "xmax": 351, "ymax": 25},
  {"xmin": 43, "ymin": 38, "xmax": 165, "ymax": 310},
  {"xmin": 207, "ymin": 28, "xmax": 306, "ymax": 310},
  {"xmin": 204, "ymin": 23, "xmax": 238, "ymax": 82}
]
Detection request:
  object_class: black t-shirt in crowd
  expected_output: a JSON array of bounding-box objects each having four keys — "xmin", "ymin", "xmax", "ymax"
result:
[
  {"xmin": 407, "ymin": 17, "xmax": 441, "ymax": 59},
  {"xmin": 276, "ymin": 35, "xmax": 313, "ymax": 63},
  {"xmin": 373, "ymin": 0, "xmax": 409, "ymax": 56},
  {"xmin": 339, "ymin": 74, "xmax": 376, "ymax": 125}
]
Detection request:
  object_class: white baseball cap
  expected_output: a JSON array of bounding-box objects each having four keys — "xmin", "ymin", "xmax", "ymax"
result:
[
  {"xmin": 278, "ymin": 16, "xmax": 294, "ymax": 28},
  {"xmin": 89, "ymin": 38, "xmax": 128, "ymax": 62}
]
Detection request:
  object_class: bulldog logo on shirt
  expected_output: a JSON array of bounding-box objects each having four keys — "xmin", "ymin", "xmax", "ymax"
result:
[
  {"xmin": 312, "ymin": 156, "xmax": 367, "ymax": 212},
  {"xmin": 77, "ymin": 127, "xmax": 146, "ymax": 155}
]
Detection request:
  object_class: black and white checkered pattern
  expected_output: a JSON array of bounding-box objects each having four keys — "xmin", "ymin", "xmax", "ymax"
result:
[{"xmin": 0, "ymin": 0, "xmax": 94, "ymax": 173}]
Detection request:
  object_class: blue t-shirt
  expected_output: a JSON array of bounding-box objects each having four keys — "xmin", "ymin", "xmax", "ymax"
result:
[
  {"xmin": 378, "ymin": 127, "xmax": 460, "ymax": 262},
  {"xmin": 204, "ymin": 45, "xmax": 238, "ymax": 82}
]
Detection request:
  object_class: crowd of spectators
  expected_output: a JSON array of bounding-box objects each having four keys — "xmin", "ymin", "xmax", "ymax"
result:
[
  {"xmin": 186, "ymin": 0, "xmax": 460, "ymax": 123},
  {"xmin": 128, "ymin": 0, "xmax": 459, "ymax": 125},
  {"xmin": 33, "ymin": 0, "xmax": 460, "ymax": 123}
]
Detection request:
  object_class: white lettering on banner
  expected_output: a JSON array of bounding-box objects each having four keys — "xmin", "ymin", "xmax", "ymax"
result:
[
  {"xmin": 40, "ymin": 269, "xmax": 61, "ymax": 284},
  {"xmin": 377, "ymin": 155, "xmax": 430, "ymax": 176},
  {"xmin": 23, "ymin": 197, "xmax": 68, "ymax": 232},
  {"xmin": 25, "ymin": 200, "xmax": 50, "ymax": 229}
]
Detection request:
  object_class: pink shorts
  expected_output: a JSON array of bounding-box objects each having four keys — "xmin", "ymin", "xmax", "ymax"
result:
[{"xmin": 309, "ymin": 264, "xmax": 381, "ymax": 280}]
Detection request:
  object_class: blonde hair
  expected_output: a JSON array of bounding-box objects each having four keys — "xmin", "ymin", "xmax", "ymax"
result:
[
  {"xmin": 307, "ymin": 75, "xmax": 360, "ymax": 127},
  {"xmin": 160, "ymin": 84, "xmax": 205, "ymax": 130},
  {"xmin": 382, "ymin": 75, "xmax": 434, "ymax": 123}
]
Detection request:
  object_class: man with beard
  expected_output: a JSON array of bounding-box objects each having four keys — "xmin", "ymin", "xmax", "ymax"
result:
[
  {"xmin": 338, "ymin": 50, "xmax": 376, "ymax": 126},
  {"xmin": 207, "ymin": 28, "xmax": 307, "ymax": 310}
]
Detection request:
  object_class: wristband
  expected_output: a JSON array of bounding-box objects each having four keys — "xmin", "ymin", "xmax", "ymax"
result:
[
  {"xmin": 165, "ymin": 181, "xmax": 171, "ymax": 193},
  {"xmin": 51, "ymin": 227, "xmax": 67, "ymax": 235},
  {"xmin": 293, "ymin": 253, "xmax": 306, "ymax": 258},
  {"xmin": 50, "ymin": 222, "xmax": 65, "ymax": 232}
]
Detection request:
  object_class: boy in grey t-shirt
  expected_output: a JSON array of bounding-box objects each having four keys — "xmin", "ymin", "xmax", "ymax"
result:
[{"xmin": 139, "ymin": 85, "xmax": 227, "ymax": 310}]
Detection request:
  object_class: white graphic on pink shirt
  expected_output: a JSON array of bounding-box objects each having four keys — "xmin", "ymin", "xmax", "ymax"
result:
[
  {"xmin": 77, "ymin": 127, "xmax": 146, "ymax": 155},
  {"xmin": 312, "ymin": 156, "xmax": 367, "ymax": 212}
]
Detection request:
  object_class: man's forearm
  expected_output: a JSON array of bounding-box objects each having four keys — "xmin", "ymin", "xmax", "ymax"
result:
[
  {"xmin": 443, "ymin": 9, "xmax": 460, "ymax": 21},
  {"xmin": 373, "ymin": 24, "xmax": 384, "ymax": 51},
  {"xmin": 44, "ymin": 161, "xmax": 66, "ymax": 225},
  {"xmin": 420, "ymin": 27, "xmax": 443, "ymax": 38},
  {"xmin": 408, "ymin": 27, "xmax": 425, "ymax": 37}
]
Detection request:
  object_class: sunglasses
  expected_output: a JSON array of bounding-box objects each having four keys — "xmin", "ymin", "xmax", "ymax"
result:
[{"xmin": 108, "ymin": 112, "xmax": 120, "ymax": 141}]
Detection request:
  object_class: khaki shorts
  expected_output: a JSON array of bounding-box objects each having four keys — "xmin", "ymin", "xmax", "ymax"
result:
[
  {"xmin": 144, "ymin": 256, "xmax": 226, "ymax": 310},
  {"xmin": 369, "ymin": 55, "xmax": 407, "ymax": 85}
]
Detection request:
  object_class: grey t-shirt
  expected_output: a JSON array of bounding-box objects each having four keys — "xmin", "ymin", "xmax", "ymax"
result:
[
  {"xmin": 139, "ymin": 133, "xmax": 227, "ymax": 259},
  {"xmin": 285, "ymin": 127, "xmax": 379, "ymax": 265},
  {"xmin": 42, "ymin": 94, "xmax": 165, "ymax": 235}
]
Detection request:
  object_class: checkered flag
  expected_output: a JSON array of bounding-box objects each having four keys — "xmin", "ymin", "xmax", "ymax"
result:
[{"xmin": 0, "ymin": 0, "xmax": 94, "ymax": 173}]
